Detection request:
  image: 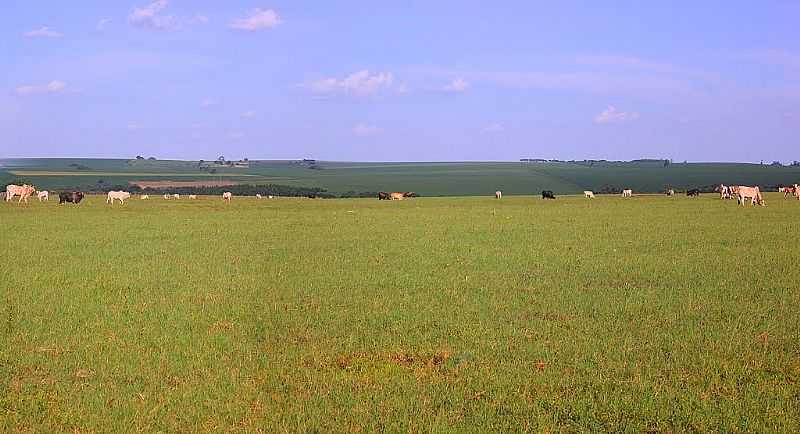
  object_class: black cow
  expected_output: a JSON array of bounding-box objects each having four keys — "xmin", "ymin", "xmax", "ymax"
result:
[
  {"xmin": 403, "ymin": 192, "xmax": 418, "ymax": 198},
  {"xmin": 59, "ymin": 191, "xmax": 85, "ymax": 204},
  {"xmin": 378, "ymin": 192, "xmax": 390, "ymax": 200},
  {"xmin": 541, "ymin": 190, "xmax": 556, "ymax": 199},
  {"xmin": 686, "ymin": 189, "xmax": 701, "ymax": 197}
]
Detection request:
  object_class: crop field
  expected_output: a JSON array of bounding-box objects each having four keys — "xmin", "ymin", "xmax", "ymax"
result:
[
  {"xmin": 1, "ymin": 194, "xmax": 799, "ymax": 432},
  {"xmin": 3, "ymin": 158, "xmax": 800, "ymax": 196}
]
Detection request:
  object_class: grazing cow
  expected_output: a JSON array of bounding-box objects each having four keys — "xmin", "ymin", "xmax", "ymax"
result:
[
  {"xmin": 541, "ymin": 190, "xmax": 556, "ymax": 199},
  {"xmin": 256, "ymin": 194, "xmax": 262, "ymax": 199},
  {"xmin": 268, "ymin": 195, "xmax": 274, "ymax": 199},
  {"xmin": 621, "ymin": 189, "xmax": 633, "ymax": 198},
  {"xmin": 141, "ymin": 195, "xmax": 149, "ymax": 200},
  {"xmin": 5, "ymin": 184, "xmax": 36, "ymax": 204},
  {"xmin": 666, "ymin": 189, "xmax": 675, "ymax": 196},
  {"xmin": 222, "ymin": 192, "xmax": 232, "ymax": 201},
  {"xmin": 163, "ymin": 194, "xmax": 171, "ymax": 200},
  {"xmin": 378, "ymin": 192, "xmax": 390, "ymax": 200},
  {"xmin": 736, "ymin": 186, "xmax": 765, "ymax": 206},
  {"xmin": 188, "ymin": 194, "xmax": 197, "ymax": 199},
  {"xmin": 583, "ymin": 190, "xmax": 594, "ymax": 198},
  {"xmin": 37, "ymin": 190, "xmax": 49, "ymax": 202},
  {"xmin": 389, "ymin": 192, "xmax": 405, "ymax": 200},
  {"xmin": 686, "ymin": 189, "xmax": 701, "ymax": 197},
  {"xmin": 59, "ymin": 191, "xmax": 84, "ymax": 204},
  {"xmin": 780, "ymin": 185, "xmax": 797, "ymax": 199},
  {"xmin": 495, "ymin": 191, "xmax": 502, "ymax": 199},
  {"xmin": 172, "ymin": 194, "xmax": 180, "ymax": 200},
  {"xmin": 106, "ymin": 190, "xmax": 131, "ymax": 205}
]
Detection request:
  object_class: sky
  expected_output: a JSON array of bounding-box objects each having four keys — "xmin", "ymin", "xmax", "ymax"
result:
[{"xmin": 1, "ymin": 1, "xmax": 799, "ymax": 162}]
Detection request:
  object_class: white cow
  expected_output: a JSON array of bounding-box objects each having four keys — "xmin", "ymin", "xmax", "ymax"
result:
[
  {"xmin": 222, "ymin": 192, "xmax": 232, "ymax": 201},
  {"xmin": 172, "ymin": 194, "xmax": 180, "ymax": 200},
  {"xmin": 495, "ymin": 191, "xmax": 502, "ymax": 199},
  {"xmin": 141, "ymin": 195, "xmax": 149, "ymax": 200},
  {"xmin": 621, "ymin": 189, "xmax": 633, "ymax": 198},
  {"xmin": 256, "ymin": 194, "xmax": 263, "ymax": 199},
  {"xmin": 188, "ymin": 194, "xmax": 197, "ymax": 199},
  {"xmin": 268, "ymin": 195, "xmax": 274, "ymax": 199},
  {"xmin": 583, "ymin": 190, "xmax": 595, "ymax": 198},
  {"xmin": 37, "ymin": 190, "xmax": 49, "ymax": 202},
  {"xmin": 163, "ymin": 194, "xmax": 171, "ymax": 200},
  {"xmin": 106, "ymin": 190, "xmax": 131, "ymax": 205},
  {"xmin": 5, "ymin": 184, "xmax": 36, "ymax": 203}
]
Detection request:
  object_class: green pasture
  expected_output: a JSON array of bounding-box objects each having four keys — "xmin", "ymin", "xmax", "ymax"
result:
[{"xmin": 1, "ymin": 193, "xmax": 798, "ymax": 431}]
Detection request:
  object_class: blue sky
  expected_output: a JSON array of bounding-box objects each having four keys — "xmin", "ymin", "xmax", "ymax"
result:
[{"xmin": 1, "ymin": 1, "xmax": 798, "ymax": 162}]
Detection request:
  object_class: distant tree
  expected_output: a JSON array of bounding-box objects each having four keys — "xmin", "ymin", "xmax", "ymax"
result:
[
  {"xmin": 218, "ymin": 156, "xmax": 225, "ymax": 163},
  {"xmin": 243, "ymin": 158, "xmax": 249, "ymax": 162},
  {"xmin": 663, "ymin": 159, "xmax": 670, "ymax": 167},
  {"xmin": 791, "ymin": 161, "xmax": 800, "ymax": 167},
  {"xmin": 136, "ymin": 155, "xmax": 144, "ymax": 160},
  {"xmin": 148, "ymin": 156, "xmax": 156, "ymax": 160},
  {"xmin": 771, "ymin": 161, "xmax": 783, "ymax": 166}
]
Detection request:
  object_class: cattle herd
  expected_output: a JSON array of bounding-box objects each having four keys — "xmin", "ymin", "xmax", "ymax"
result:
[{"xmin": 4, "ymin": 183, "xmax": 800, "ymax": 207}]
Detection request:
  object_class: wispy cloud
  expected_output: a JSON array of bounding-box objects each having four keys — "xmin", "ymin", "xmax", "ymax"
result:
[
  {"xmin": 303, "ymin": 70, "xmax": 394, "ymax": 97},
  {"xmin": 15, "ymin": 80, "xmax": 67, "ymax": 95},
  {"xmin": 241, "ymin": 110, "xmax": 256, "ymax": 119},
  {"xmin": 230, "ymin": 8, "xmax": 280, "ymax": 31},
  {"xmin": 442, "ymin": 78, "xmax": 469, "ymax": 93},
  {"xmin": 594, "ymin": 106, "xmax": 640, "ymax": 124},
  {"xmin": 352, "ymin": 123, "xmax": 382, "ymax": 136},
  {"xmin": 96, "ymin": 18, "xmax": 111, "ymax": 31},
  {"xmin": 24, "ymin": 27, "xmax": 62, "ymax": 38},
  {"xmin": 482, "ymin": 123, "xmax": 504, "ymax": 133},
  {"xmin": 128, "ymin": 0, "xmax": 177, "ymax": 30}
]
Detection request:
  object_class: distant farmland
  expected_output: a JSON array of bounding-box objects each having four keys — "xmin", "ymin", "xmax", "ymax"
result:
[{"xmin": 2, "ymin": 158, "xmax": 799, "ymax": 196}]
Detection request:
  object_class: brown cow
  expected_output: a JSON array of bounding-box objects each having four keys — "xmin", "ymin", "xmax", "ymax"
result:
[
  {"xmin": 378, "ymin": 192, "xmax": 390, "ymax": 200},
  {"xmin": 389, "ymin": 192, "xmax": 405, "ymax": 200}
]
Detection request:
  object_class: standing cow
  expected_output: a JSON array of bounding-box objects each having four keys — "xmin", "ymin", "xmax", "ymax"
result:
[
  {"xmin": 106, "ymin": 191, "xmax": 131, "ymax": 205},
  {"xmin": 621, "ymin": 189, "xmax": 633, "ymax": 198},
  {"xmin": 222, "ymin": 192, "xmax": 233, "ymax": 202},
  {"xmin": 666, "ymin": 189, "xmax": 675, "ymax": 196},
  {"xmin": 378, "ymin": 192, "xmax": 390, "ymax": 200},
  {"xmin": 541, "ymin": 190, "xmax": 556, "ymax": 199},
  {"xmin": 736, "ymin": 186, "xmax": 765, "ymax": 206},
  {"xmin": 686, "ymin": 189, "xmax": 701, "ymax": 197},
  {"xmin": 37, "ymin": 190, "xmax": 49, "ymax": 202},
  {"xmin": 495, "ymin": 191, "xmax": 502, "ymax": 199},
  {"xmin": 59, "ymin": 191, "xmax": 85, "ymax": 204},
  {"xmin": 5, "ymin": 184, "xmax": 36, "ymax": 204},
  {"xmin": 583, "ymin": 191, "xmax": 594, "ymax": 198}
]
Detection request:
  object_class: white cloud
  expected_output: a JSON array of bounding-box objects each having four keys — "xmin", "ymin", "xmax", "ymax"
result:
[
  {"xmin": 97, "ymin": 18, "xmax": 111, "ymax": 30},
  {"xmin": 230, "ymin": 8, "xmax": 280, "ymax": 31},
  {"xmin": 304, "ymin": 70, "xmax": 394, "ymax": 96},
  {"xmin": 24, "ymin": 27, "xmax": 62, "ymax": 38},
  {"xmin": 483, "ymin": 123, "xmax": 504, "ymax": 133},
  {"xmin": 352, "ymin": 123, "xmax": 382, "ymax": 136},
  {"xmin": 15, "ymin": 80, "xmax": 67, "ymax": 95},
  {"xmin": 442, "ymin": 78, "xmax": 469, "ymax": 93},
  {"xmin": 128, "ymin": 0, "xmax": 176, "ymax": 30},
  {"xmin": 241, "ymin": 110, "xmax": 256, "ymax": 119},
  {"xmin": 594, "ymin": 106, "xmax": 640, "ymax": 124}
]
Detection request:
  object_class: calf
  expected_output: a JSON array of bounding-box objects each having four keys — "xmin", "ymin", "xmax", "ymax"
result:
[
  {"xmin": 495, "ymin": 191, "xmax": 502, "ymax": 199},
  {"xmin": 37, "ymin": 190, "xmax": 49, "ymax": 201},
  {"xmin": 621, "ymin": 189, "xmax": 633, "ymax": 198},
  {"xmin": 222, "ymin": 192, "xmax": 233, "ymax": 201},
  {"xmin": 583, "ymin": 190, "xmax": 594, "ymax": 198},
  {"xmin": 541, "ymin": 190, "xmax": 556, "ymax": 199}
]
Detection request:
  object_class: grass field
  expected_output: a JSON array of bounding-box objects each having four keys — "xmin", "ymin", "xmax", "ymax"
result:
[
  {"xmin": 1, "ymin": 193, "xmax": 798, "ymax": 431},
  {"xmin": 3, "ymin": 158, "xmax": 800, "ymax": 196}
]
